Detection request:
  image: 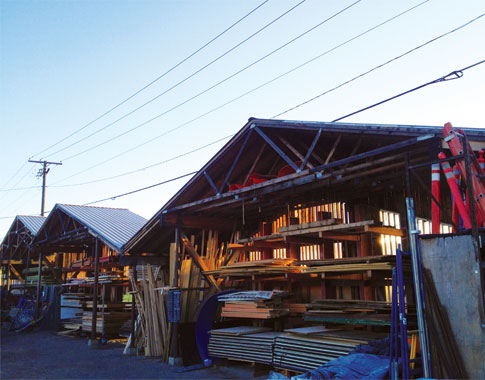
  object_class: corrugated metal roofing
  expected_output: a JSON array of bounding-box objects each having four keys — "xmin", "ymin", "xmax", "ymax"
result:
[
  {"xmin": 17, "ymin": 215, "xmax": 46, "ymax": 234},
  {"xmin": 56, "ymin": 204, "xmax": 147, "ymax": 252}
]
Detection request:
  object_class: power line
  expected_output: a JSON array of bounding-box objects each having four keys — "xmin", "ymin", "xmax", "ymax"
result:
[
  {"xmin": 331, "ymin": 58, "xmax": 485, "ymax": 122},
  {"xmin": 77, "ymin": 59, "xmax": 485, "ymax": 206},
  {"xmin": 57, "ymin": 0, "xmax": 360, "ymax": 162},
  {"xmin": 49, "ymin": 0, "xmax": 434, "ymax": 185},
  {"xmin": 30, "ymin": 0, "xmax": 271, "ymax": 159},
  {"xmin": 42, "ymin": 0, "xmax": 307, "ymax": 160},
  {"xmin": 4, "ymin": 4, "xmax": 468, "ymax": 191},
  {"xmin": 83, "ymin": 171, "xmax": 197, "ymax": 206},
  {"xmin": 0, "ymin": 162, "xmax": 28, "ymax": 190},
  {"xmin": 272, "ymin": 13, "xmax": 485, "ymax": 118},
  {"xmin": 51, "ymin": 134, "xmax": 233, "ymax": 187}
]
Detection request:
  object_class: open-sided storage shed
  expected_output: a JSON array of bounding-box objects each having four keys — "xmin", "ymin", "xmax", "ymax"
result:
[
  {"xmin": 124, "ymin": 118, "xmax": 485, "ymax": 257},
  {"xmin": 0, "ymin": 215, "xmax": 46, "ymax": 308},
  {"xmin": 123, "ymin": 118, "xmax": 485, "ymax": 368},
  {"xmin": 31, "ymin": 204, "xmax": 146, "ymax": 340}
]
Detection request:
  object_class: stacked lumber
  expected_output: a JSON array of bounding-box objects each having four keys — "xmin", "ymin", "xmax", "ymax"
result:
[
  {"xmin": 129, "ymin": 265, "xmax": 170, "ymax": 359},
  {"xmin": 300, "ymin": 255, "xmax": 411, "ymax": 274},
  {"xmin": 208, "ymin": 326, "xmax": 281, "ymax": 364},
  {"xmin": 23, "ymin": 266, "xmax": 59, "ymax": 286},
  {"xmin": 219, "ymin": 291, "xmax": 289, "ymax": 319},
  {"xmin": 81, "ymin": 299, "xmax": 131, "ymax": 335},
  {"xmin": 304, "ymin": 299, "xmax": 394, "ymax": 326},
  {"xmin": 273, "ymin": 328, "xmax": 384, "ymax": 372},
  {"xmin": 60, "ymin": 292, "xmax": 87, "ymax": 331},
  {"xmin": 204, "ymin": 258, "xmax": 301, "ymax": 277}
]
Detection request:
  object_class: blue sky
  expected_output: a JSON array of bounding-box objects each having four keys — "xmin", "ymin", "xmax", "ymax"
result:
[{"xmin": 1, "ymin": 0, "xmax": 484, "ymax": 236}]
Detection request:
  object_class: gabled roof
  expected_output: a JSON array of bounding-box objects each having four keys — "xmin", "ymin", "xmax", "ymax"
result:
[
  {"xmin": 34, "ymin": 204, "xmax": 147, "ymax": 253},
  {"xmin": 123, "ymin": 117, "xmax": 485, "ymax": 254},
  {"xmin": 17, "ymin": 215, "xmax": 46, "ymax": 235},
  {"xmin": 0, "ymin": 215, "xmax": 46, "ymax": 261}
]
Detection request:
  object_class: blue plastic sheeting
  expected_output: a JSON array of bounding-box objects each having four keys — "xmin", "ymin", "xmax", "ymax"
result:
[
  {"xmin": 350, "ymin": 337, "xmax": 390, "ymax": 356},
  {"xmin": 195, "ymin": 289, "xmax": 237, "ymax": 366},
  {"xmin": 292, "ymin": 354, "xmax": 389, "ymax": 380}
]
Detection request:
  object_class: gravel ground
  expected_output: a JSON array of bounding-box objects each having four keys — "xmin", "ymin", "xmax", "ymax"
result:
[{"xmin": 0, "ymin": 328, "xmax": 268, "ymax": 380}]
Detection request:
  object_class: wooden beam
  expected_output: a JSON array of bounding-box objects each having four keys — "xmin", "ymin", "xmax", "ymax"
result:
[
  {"xmin": 324, "ymin": 134, "xmax": 342, "ymax": 164},
  {"xmin": 9, "ymin": 264, "xmax": 23, "ymax": 281},
  {"xmin": 42, "ymin": 256, "xmax": 62, "ymax": 283},
  {"xmin": 316, "ymin": 234, "xmax": 361, "ymax": 242},
  {"xmin": 160, "ymin": 213, "xmax": 235, "ymax": 232},
  {"xmin": 181, "ymin": 234, "xmax": 221, "ymax": 292},
  {"xmin": 364, "ymin": 226, "xmax": 406, "ymax": 237},
  {"xmin": 279, "ymin": 136, "xmax": 314, "ymax": 169}
]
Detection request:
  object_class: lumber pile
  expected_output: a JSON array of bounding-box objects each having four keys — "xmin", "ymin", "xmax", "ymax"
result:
[
  {"xmin": 23, "ymin": 266, "xmax": 60, "ymax": 286},
  {"xmin": 300, "ymin": 255, "xmax": 411, "ymax": 274},
  {"xmin": 178, "ymin": 231, "xmax": 227, "ymax": 322},
  {"xmin": 219, "ymin": 291, "xmax": 289, "ymax": 319},
  {"xmin": 204, "ymin": 258, "xmax": 301, "ymax": 277},
  {"xmin": 81, "ymin": 298, "xmax": 131, "ymax": 335},
  {"xmin": 208, "ymin": 326, "xmax": 281, "ymax": 364},
  {"xmin": 60, "ymin": 292, "xmax": 87, "ymax": 332},
  {"xmin": 273, "ymin": 328, "xmax": 384, "ymax": 372},
  {"xmin": 304, "ymin": 299, "xmax": 394, "ymax": 326},
  {"xmin": 128, "ymin": 265, "xmax": 170, "ymax": 359}
]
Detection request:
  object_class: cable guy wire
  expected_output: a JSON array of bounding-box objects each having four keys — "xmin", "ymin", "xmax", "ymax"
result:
[{"xmin": 30, "ymin": 0, "xmax": 270, "ymax": 159}]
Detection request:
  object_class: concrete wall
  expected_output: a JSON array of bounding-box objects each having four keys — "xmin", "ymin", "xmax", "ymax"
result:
[{"xmin": 419, "ymin": 234, "xmax": 485, "ymax": 379}]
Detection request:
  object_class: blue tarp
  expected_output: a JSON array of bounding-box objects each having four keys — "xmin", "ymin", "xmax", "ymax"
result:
[{"xmin": 292, "ymin": 354, "xmax": 389, "ymax": 380}]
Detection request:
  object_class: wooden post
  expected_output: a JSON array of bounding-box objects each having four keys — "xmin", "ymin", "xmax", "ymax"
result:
[
  {"xmin": 34, "ymin": 251, "xmax": 43, "ymax": 319},
  {"xmin": 169, "ymin": 227, "xmax": 182, "ymax": 366},
  {"xmin": 89, "ymin": 239, "xmax": 100, "ymax": 344},
  {"xmin": 129, "ymin": 264, "xmax": 137, "ymax": 350}
]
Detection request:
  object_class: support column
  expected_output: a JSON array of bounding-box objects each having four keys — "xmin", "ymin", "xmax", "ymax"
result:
[
  {"xmin": 126, "ymin": 264, "xmax": 137, "ymax": 355},
  {"xmin": 34, "ymin": 251, "xmax": 43, "ymax": 319},
  {"xmin": 88, "ymin": 238, "xmax": 100, "ymax": 346},
  {"xmin": 23, "ymin": 248, "xmax": 32, "ymax": 296},
  {"xmin": 169, "ymin": 227, "xmax": 183, "ymax": 366}
]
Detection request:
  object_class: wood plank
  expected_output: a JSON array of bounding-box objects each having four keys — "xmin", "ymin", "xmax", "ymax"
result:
[
  {"xmin": 181, "ymin": 234, "xmax": 221, "ymax": 292},
  {"xmin": 364, "ymin": 225, "xmax": 406, "ymax": 236}
]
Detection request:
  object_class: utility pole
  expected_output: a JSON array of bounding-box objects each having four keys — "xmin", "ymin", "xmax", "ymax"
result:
[{"xmin": 28, "ymin": 159, "xmax": 62, "ymax": 216}]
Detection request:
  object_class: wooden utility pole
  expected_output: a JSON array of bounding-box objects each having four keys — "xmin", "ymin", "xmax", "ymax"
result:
[{"xmin": 28, "ymin": 159, "xmax": 62, "ymax": 216}]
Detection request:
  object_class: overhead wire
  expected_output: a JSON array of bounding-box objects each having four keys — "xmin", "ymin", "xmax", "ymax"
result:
[
  {"xmin": 79, "ymin": 58, "xmax": 484, "ymax": 206},
  {"xmin": 30, "ymin": 0, "xmax": 271, "ymax": 159},
  {"xmin": 271, "ymin": 13, "xmax": 485, "ymax": 118},
  {"xmin": 57, "ymin": 0, "xmax": 361, "ymax": 162},
  {"xmin": 50, "ymin": 0, "xmax": 433, "ymax": 184},
  {"xmin": 83, "ymin": 172, "xmax": 197, "ymax": 206},
  {"xmin": 42, "ymin": 0, "xmax": 307, "ymax": 159},
  {"xmin": 51, "ymin": 134, "xmax": 233, "ymax": 187},
  {"xmin": 3, "ymin": 5, "xmax": 473, "ymax": 192}
]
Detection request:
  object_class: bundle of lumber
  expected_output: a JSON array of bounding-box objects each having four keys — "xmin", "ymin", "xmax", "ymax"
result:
[
  {"xmin": 273, "ymin": 327, "xmax": 385, "ymax": 372},
  {"xmin": 300, "ymin": 255, "xmax": 411, "ymax": 274},
  {"xmin": 60, "ymin": 292, "xmax": 87, "ymax": 332},
  {"xmin": 23, "ymin": 266, "xmax": 60, "ymax": 286},
  {"xmin": 304, "ymin": 299, "xmax": 395, "ymax": 326},
  {"xmin": 177, "ymin": 231, "xmax": 228, "ymax": 322},
  {"xmin": 81, "ymin": 298, "xmax": 131, "ymax": 335},
  {"xmin": 128, "ymin": 265, "xmax": 170, "ymax": 359},
  {"xmin": 204, "ymin": 258, "xmax": 301, "ymax": 277},
  {"xmin": 219, "ymin": 291, "xmax": 289, "ymax": 319},
  {"xmin": 208, "ymin": 326, "xmax": 281, "ymax": 364}
]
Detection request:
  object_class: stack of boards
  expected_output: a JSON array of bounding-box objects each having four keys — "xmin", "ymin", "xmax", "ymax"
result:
[
  {"xmin": 219, "ymin": 290, "xmax": 289, "ymax": 319},
  {"xmin": 304, "ymin": 299, "xmax": 397, "ymax": 326},
  {"xmin": 60, "ymin": 292, "xmax": 87, "ymax": 331},
  {"xmin": 81, "ymin": 301, "xmax": 131, "ymax": 335},
  {"xmin": 208, "ymin": 325, "xmax": 385, "ymax": 372},
  {"xmin": 208, "ymin": 326, "xmax": 280, "ymax": 364},
  {"xmin": 273, "ymin": 327, "xmax": 386, "ymax": 372}
]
